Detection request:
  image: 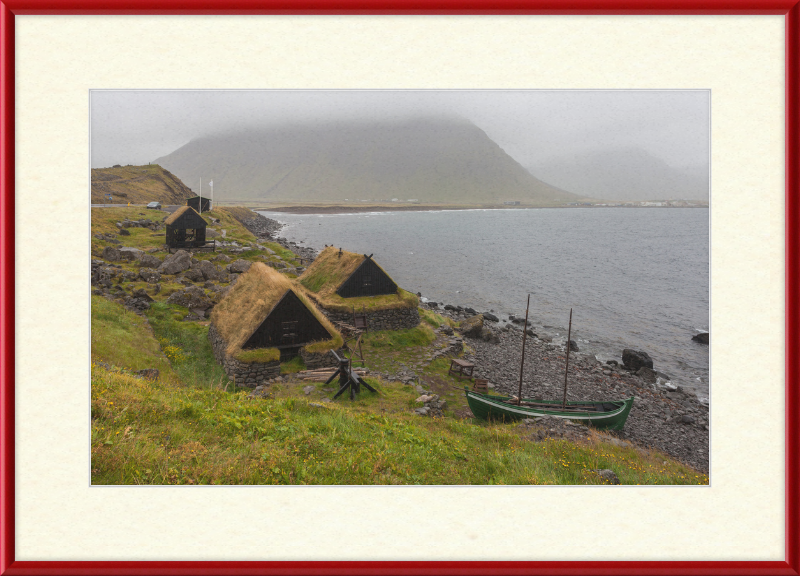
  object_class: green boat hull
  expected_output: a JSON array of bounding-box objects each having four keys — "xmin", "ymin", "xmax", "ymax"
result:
[{"xmin": 464, "ymin": 388, "xmax": 634, "ymax": 430}]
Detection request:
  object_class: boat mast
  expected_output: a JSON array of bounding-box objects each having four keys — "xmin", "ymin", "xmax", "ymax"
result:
[
  {"xmin": 517, "ymin": 293, "xmax": 531, "ymax": 405},
  {"xmin": 561, "ymin": 308, "xmax": 573, "ymax": 409}
]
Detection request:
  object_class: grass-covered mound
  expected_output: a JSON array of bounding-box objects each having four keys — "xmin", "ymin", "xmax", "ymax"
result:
[
  {"xmin": 91, "ymin": 364, "xmax": 708, "ymax": 485},
  {"xmin": 299, "ymin": 246, "xmax": 418, "ymax": 312},
  {"xmin": 210, "ymin": 262, "xmax": 343, "ymax": 362}
]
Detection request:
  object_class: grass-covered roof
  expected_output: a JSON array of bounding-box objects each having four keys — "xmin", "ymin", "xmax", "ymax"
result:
[
  {"xmin": 164, "ymin": 205, "xmax": 207, "ymax": 227},
  {"xmin": 210, "ymin": 262, "xmax": 342, "ymax": 360},
  {"xmin": 298, "ymin": 247, "xmax": 417, "ymax": 312}
]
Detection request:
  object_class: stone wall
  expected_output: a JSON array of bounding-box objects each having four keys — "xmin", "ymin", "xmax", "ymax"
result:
[
  {"xmin": 300, "ymin": 348, "xmax": 343, "ymax": 370},
  {"xmin": 208, "ymin": 324, "xmax": 281, "ymax": 387},
  {"xmin": 321, "ymin": 305, "xmax": 420, "ymax": 332}
]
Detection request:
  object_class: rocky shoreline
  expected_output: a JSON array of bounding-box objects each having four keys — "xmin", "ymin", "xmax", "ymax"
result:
[{"xmin": 241, "ymin": 210, "xmax": 710, "ymax": 473}]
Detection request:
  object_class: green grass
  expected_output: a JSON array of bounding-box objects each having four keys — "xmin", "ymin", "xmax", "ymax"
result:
[
  {"xmin": 91, "ymin": 365, "xmax": 708, "ymax": 485},
  {"xmin": 363, "ymin": 324, "xmax": 436, "ymax": 349},
  {"xmin": 280, "ymin": 356, "xmax": 306, "ymax": 374},
  {"xmin": 145, "ymin": 302, "xmax": 229, "ymax": 389},
  {"xmin": 235, "ymin": 348, "xmax": 280, "ymax": 363},
  {"xmin": 91, "ymin": 296, "xmax": 181, "ymax": 384}
]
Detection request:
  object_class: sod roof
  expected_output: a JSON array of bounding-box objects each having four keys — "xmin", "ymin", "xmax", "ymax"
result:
[
  {"xmin": 298, "ymin": 247, "xmax": 418, "ymax": 312},
  {"xmin": 164, "ymin": 205, "xmax": 206, "ymax": 227},
  {"xmin": 210, "ymin": 262, "xmax": 342, "ymax": 359}
]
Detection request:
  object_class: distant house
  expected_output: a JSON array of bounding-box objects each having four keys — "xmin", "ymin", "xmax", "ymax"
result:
[
  {"xmin": 186, "ymin": 195, "xmax": 212, "ymax": 212},
  {"xmin": 209, "ymin": 263, "xmax": 342, "ymax": 382},
  {"xmin": 503, "ymin": 201, "xmax": 521, "ymax": 206},
  {"xmin": 298, "ymin": 247, "xmax": 419, "ymax": 331},
  {"xmin": 164, "ymin": 206, "xmax": 208, "ymax": 250}
]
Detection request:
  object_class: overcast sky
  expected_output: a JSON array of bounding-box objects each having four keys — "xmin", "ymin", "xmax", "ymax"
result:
[{"xmin": 90, "ymin": 90, "xmax": 709, "ymax": 171}]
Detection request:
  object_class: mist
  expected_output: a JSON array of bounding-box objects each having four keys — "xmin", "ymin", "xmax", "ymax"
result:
[{"xmin": 91, "ymin": 90, "xmax": 710, "ymax": 200}]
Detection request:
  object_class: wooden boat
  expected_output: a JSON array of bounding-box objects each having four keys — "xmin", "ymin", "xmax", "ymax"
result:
[{"xmin": 464, "ymin": 387, "xmax": 634, "ymax": 430}]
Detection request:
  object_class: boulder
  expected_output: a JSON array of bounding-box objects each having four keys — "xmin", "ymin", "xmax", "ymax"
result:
[
  {"xmin": 480, "ymin": 327, "xmax": 500, "ymax": 344},
  {"xmin": 483, "ymin": 312, "xmax": 499, "ymax": 322},
  {"xmin": 139, "ymin": 254, "xmax": 162, "ymax": 268},
  {"xmin": 182, "ymin": 268, "xmax": 205, "ymax": 283},
  {"xmin": 622, "ymin": 348, "xmax": 653, "ymax": 372},
  {"xmin": 101, "ymin": 246, "xmax": 120, "ymax": 262},
  {"xmin": 213, "ymin": 254, "xmax": 231, "ymax": 263},
  {"xmin": 118, "ymin": 228, "xmax": 131, "ymax": 236},
  {"xmin": 568, "ymin": 339, "xmax": 579, "ymax": 352},
  {"xmin": 196, "ymin": 259, "xmax": 228, "ymax": 282},
  {"xmin": 166, "ymin": 285, "xmax": 213, "ymax": 310},
  {"xmin": 229, "ymin": 259, "xmax": 252, "ymax": 274},
  {"xmin": 592, "ymin": 469, "xmax": 621, "ymax": 485},
  {"xmin": 636, "ymin": 366, "xmax": 657, "ymax": 384},
  {"xmin": 458, "ymin": 314, "xmax": 484, "ymax": 338},
  {"xmin": 158, "ymin": 250, "xmax": 192, "ymax": 275},
  {"xmin": 119, "ymin": 270, "xmax": 138, "ymax": 282},
  {"xmin": 439, "ymin": 324, "xmax": 454, "ymax": 336},
  {"xmin": 119, "ymin": 247, "xmax": 143, "ymax": 261},
  {"xmin": 139, "ymin": 268, "xmax": 161, "ymax": 283},
  {"xmin": 692, "ymin": 332, "xmax": 709, "ymax": 344}
]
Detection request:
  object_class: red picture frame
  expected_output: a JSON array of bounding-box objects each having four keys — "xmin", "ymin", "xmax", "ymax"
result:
[{"xmin": 1, "ymin": 4, "xmax": 798, "ymax": 575}]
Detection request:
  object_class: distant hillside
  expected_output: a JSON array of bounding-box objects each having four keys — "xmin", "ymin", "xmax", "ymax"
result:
[
  {"xmin": 155, "ymin": 118, "xmax": 578, "ymax": 205},
  {"xmin": 528, "ymin": 148, "xmax": 709, "ymax": 202},
  {"xmin": 91, "ymin": 164, "xmax": 196, "ymax": 204}
]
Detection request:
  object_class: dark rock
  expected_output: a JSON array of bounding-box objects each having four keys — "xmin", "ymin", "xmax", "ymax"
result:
[
  {"xmin": 458, "ymin": 314, "xmax": 484, "ymax": 338},
  {"xmin": 569, "ymin": 339, "xmax": 579, "ymax": 352},
  {"xmin": 622, "ymin": 348, "xmax": 654, "ymax": 372},
  {"xmin": 139, "ymin": 268, "xmax": 161, "ymax": 283},
  {"xmin": 229, "ymin": 259, "xmax": 252, "ymax": 274},
  {"xmin": 131, "ymin": 288, "xmax": 154, "ymax": 302},
  {"xmin": 428, "ymin": 301, "xmax": 439, "ymax": 308},
  {"xmin": 440, "ymin": 324, "xmax": 454, "ymax": 336},
  {"xmin": 118, "ymin": 228, "xmax": 131, "ymax": 236},
  {"xmin": 139, "ymin": 254, "xmax": 162, "ymax": 268},
  {"xmin": 196, "ymin": 260, "xmax": 228, "ymax": 282},
  {"xmin": 158, "ymin": 250, "xmax": 192, "ymax": 275},
  {"xmin": 592, "ymin": 469, "xmax": 621, "ymax": 485},
  {"xmin": 636, "ymin": 366, "xmax": 657, "ymax": 384},
  {"xmin": 606, "ymin": 360, "xmax": 618, "ymax": 366},
  {"xmin": 166, "ymin": 285, "xmax": 213, "ymax": 310},
  {"xmin": 444, "ymin": 304, "xmax": 457, "ymax": 311},
  {"xmin": 692, "ymin": 332, "xmax": 709, "ymax": 344},
  {"xmin": 464, "ymin": 307, "xmax": 477, "ymax": 315},
  {"xmin": 101, "ymin": 246, "xmax": 120, "ymax": 262},
  {"xmin": 119, "ymin": 247, "xmax": 143, "ymax": 261},
  {"xmin": 182, "ymin": 268, "xmax": 205, "ymax": 282},
  {"xmin": 483, "ymin": 312, "xmax": 499, "ymax": 322}
]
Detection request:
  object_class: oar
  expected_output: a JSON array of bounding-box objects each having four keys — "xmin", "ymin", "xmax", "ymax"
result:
[
  {"xmin": 517, "ymin": 294, "xmax": 531, "ymax": 406},
  {"xmin": 561, "ymin": 308, "xmax": 573, "ymax": 409}
]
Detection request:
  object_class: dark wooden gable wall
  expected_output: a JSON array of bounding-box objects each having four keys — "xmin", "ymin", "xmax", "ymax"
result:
[
  {"xmin": 336, "ymin": 257, "xmax": 398, "ymax": 298},
  {"xmin": 243, "ymin": 289, "xmax": 332, "ymax": 349},
  {"xmin": 166, "ymin": 209, "xmax": 208, "ymax": 248},
  {"xmin": 187, "ymin": 196, "xmax": 212, "ymax": 212}
]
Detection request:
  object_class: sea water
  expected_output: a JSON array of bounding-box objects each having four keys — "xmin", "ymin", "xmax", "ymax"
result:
[{"xmin": 259, "ymin": 208, "xmax": 710, "ymax": 399}]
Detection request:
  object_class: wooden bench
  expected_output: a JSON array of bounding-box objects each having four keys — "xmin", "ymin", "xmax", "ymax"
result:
[{"xmin": 448, "ymin": 358, "xmax": 475, "ymax": 381}]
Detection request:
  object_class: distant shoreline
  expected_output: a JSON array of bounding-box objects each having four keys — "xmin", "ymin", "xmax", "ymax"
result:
[{"xmin": 249, "ymin": 204, "xmax": 709, "ymax": 215}]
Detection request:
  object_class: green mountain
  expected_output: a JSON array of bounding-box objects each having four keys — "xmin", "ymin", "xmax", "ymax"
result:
[
  {"xmin": 154, "ymin": 118, "xmax": 577, "ymax": 205},
  {"xmin": 91, "ymin": 164, "xmax": 196, "ymax": 204}
]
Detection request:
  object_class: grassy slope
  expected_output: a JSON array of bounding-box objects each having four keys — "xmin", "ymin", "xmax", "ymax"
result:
[
  {"xmin": 91, "ymin": 207, "xmax": 708, "ymax": 485},
  {"xmin": 91, "ymin": 164, "xmax": 197, "ymax": 204}
]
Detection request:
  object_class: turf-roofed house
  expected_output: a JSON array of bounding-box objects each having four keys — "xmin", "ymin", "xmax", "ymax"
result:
[
  {"xmin": 209, "ymin": 262, "xmax": 343, "ymax": 386},
  {"xmin": 164, "ymin": 206, "xmax": 209, "ymax": 251},
  {"xmin": 186, "ymin": 195, "xmax": 212, "ymax": 213},
  {"xmin": 298, "ymin": 247, "xmax": 419, "ymax": 331}
]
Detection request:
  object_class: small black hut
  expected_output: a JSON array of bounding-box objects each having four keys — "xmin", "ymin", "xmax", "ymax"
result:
[
  {"xmin": 337, "ymin": 254, "xmax": 398, "ymax": 298},
  {"xmin": 186, "ymin": 196, "xmax": 212, "ymax": 213},
  {"xmin": 164, "ymin": 206, "xmax": 208, "ymax": 249}
]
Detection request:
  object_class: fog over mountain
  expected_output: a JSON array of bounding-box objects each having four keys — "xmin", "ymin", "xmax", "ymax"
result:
[
  {"xmin": 528, "ymin": 148, "xmax": 709, "ymax": 201},
  {"xmin": 92, "ymin": 90, "xmax": 710, "ymax": 203},
  {"xmin": 155, "ymin": 117, "xmax": 578, "ymax": 205}
]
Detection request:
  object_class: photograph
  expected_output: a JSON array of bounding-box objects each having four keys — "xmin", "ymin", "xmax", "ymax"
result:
[{"xmin": 90, "ymin": 89, "xmax": 710, "ymax": 486}]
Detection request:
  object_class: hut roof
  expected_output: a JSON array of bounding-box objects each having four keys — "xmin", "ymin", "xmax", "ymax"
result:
[
  {"xmin": 164, "ymin": 205, "xmax": 207, "ymax": 227},
  {"xmin": 298, "ymin": 247, "xmax": 417, "ymax": 312},
  {"xmin": 210, "ymin": 262, "xmax": 341, "ymax": 357}
]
